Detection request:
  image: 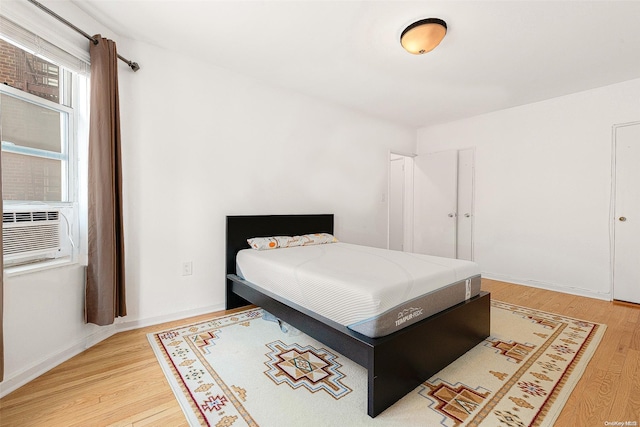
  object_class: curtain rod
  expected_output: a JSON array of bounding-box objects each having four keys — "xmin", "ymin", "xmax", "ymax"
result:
[{"xmin": 26, "ymin": 0, "xmax": 140, "ymax": 71}]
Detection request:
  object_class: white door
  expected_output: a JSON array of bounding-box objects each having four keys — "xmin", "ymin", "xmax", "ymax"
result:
[
  {"xmin": 389, "ymin": 156, "xmax": 405, "ymax": 251},
  {"xmin": 613, "ymin": 122, "xmax": 640, "ymax": 304},
  {"xmin": 457, "ymin": 148, "xmax": 474, "ymax": 261},
  {"xmin": 414, "ymin": 150, "xmax": 458, "ymax": 258}
]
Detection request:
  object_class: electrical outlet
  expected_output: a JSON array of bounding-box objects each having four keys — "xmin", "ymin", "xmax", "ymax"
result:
[{"xmin": 182, "ymin": 261, "xmax": 193, "ymax": 276}]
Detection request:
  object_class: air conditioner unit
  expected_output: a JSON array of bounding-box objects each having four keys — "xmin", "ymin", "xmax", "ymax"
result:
[{"xmin": 2, "ymin": 208, "xmax": 63, "ymax": 266}]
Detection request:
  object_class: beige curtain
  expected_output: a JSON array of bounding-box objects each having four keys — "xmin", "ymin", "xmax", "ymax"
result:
[{"xmin": 85, "ymin": 35, "xmax": 126, "ymax": 326}]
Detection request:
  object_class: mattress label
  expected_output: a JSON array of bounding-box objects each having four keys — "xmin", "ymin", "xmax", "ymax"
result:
[
  {"xmin": 348, "ymin": 275, "xmax": 482, "ymax": 338},
  {"xmin": 395, "ymin": 307, "xmax": 424, "ymax": 327}
]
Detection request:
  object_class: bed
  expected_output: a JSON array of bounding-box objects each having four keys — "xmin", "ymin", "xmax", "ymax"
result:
[{"xmin": 226, "ymin": 214, "xmax": 490, "ymax": 417}]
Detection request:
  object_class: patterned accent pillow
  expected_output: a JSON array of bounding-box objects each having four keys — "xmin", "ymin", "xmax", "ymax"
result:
[
  {"xmin": 247, "ymin": 236, "xmax": 303, "ymax": 250},
  {"xmin": 299, "ymin": 233, "xmax": 338, "ymax": 245},
  {"xmin": 247, "ymin": 233, "xmax": 338, "ymax": 250}
]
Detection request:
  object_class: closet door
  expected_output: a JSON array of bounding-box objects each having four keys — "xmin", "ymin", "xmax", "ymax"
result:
[
  {"xmin": 456, "ymin": 149, "xmax": 474, "ymax": 261},
  {"xmin": 414, "ymin": 150, "xmax": 458, "ymax": 258},
  {"xmin": 613, "ymin": 123, "xmax": 640, "ymax": 304}
]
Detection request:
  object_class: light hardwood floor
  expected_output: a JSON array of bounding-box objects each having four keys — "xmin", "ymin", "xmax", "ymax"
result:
[{"xmin": 1, "ymin": 279, "xmax": 639, "ymax": 426}]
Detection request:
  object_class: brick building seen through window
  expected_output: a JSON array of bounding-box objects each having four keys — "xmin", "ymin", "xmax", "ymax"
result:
[{"xmin": 1, "ymin": 38, "xmax": 65, "ymax": 202}]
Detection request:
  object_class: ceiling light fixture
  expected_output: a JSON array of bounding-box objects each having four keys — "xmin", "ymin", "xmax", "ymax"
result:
[{"xmin": 400, "ymin": 18, "xmax": 447, "ymax": 55}]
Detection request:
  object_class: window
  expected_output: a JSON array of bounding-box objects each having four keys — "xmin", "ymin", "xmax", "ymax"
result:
[
  {"xmin": 1, "ymin": 20, "xmax": 89, "ymax": 269},
  {"xmin": 1, "ymin": 52, "xmax": 71, "ymax": 201}
]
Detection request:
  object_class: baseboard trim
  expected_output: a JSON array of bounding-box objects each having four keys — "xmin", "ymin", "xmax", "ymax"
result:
[
  {"xmin": 114, "ymin": 304, "xmax": 225, "ymax": 333},
  {"xmin": 482, "ymin": 272, "xmax": 612, "ymax": 301},
  {"xmin": 0, "ymin": 303, "xmax": 225, "ymax": 398},
  {"xmin": 0, "ymin": 325, "xmax": 115, "ymax": 398}
]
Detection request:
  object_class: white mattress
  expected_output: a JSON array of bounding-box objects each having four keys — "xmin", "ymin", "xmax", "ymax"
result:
[{"xmin": 236, "ymin": 242, "xmax": 481, "ymax": 338}]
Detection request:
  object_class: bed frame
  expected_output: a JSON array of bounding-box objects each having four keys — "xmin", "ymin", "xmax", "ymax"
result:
[{"xmin": 225, "ymin": 214, "xmax": 490, "ymax": 417}]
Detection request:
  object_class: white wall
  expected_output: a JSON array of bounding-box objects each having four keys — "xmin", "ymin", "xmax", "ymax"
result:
[
  {"xmin": 416, "ymin": 78, "xmax": 640, "ymax": 299},
  {"xmin": 1, "ymin": 1, "xmax": 415, "ymax": 395},
  {"xmin": 117, "ymin": 38, "xmax": 415, "ymax": 323}
]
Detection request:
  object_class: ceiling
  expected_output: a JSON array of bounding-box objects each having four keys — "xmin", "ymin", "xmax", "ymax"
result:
[{"xmin": 71, "ymin": 1, "xmax": 640, "ymax": 128}]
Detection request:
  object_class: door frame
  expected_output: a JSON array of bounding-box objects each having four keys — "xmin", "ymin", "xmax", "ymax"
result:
[
  {"xmin": 609, "ymin": 120, "xmax": 640, "ymax": 301},
  {"xmin": 387, "ymin": 151, "xmax": 415, "ymax": 251}
]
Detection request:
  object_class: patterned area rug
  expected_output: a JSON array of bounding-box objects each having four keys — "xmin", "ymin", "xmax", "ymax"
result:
[{"xmin": 148, "ymin": 300, "xmax": 605, "ymax": 427}]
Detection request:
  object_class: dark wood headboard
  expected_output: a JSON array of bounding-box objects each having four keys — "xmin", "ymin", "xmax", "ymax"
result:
[{"xmin": 225, "ymin": 214, "xmax": 334, "ymax": 309}]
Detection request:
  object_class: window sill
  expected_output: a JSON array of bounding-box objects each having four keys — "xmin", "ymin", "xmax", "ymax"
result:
[{"xmin": 3, "ymin": 257, "xmax": 82, "ymax": 278}]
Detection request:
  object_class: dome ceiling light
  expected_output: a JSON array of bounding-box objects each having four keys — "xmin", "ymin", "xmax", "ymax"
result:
[{"xmin": 400, "ymin": 18, "xmax": 447, "ymax": 55}]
